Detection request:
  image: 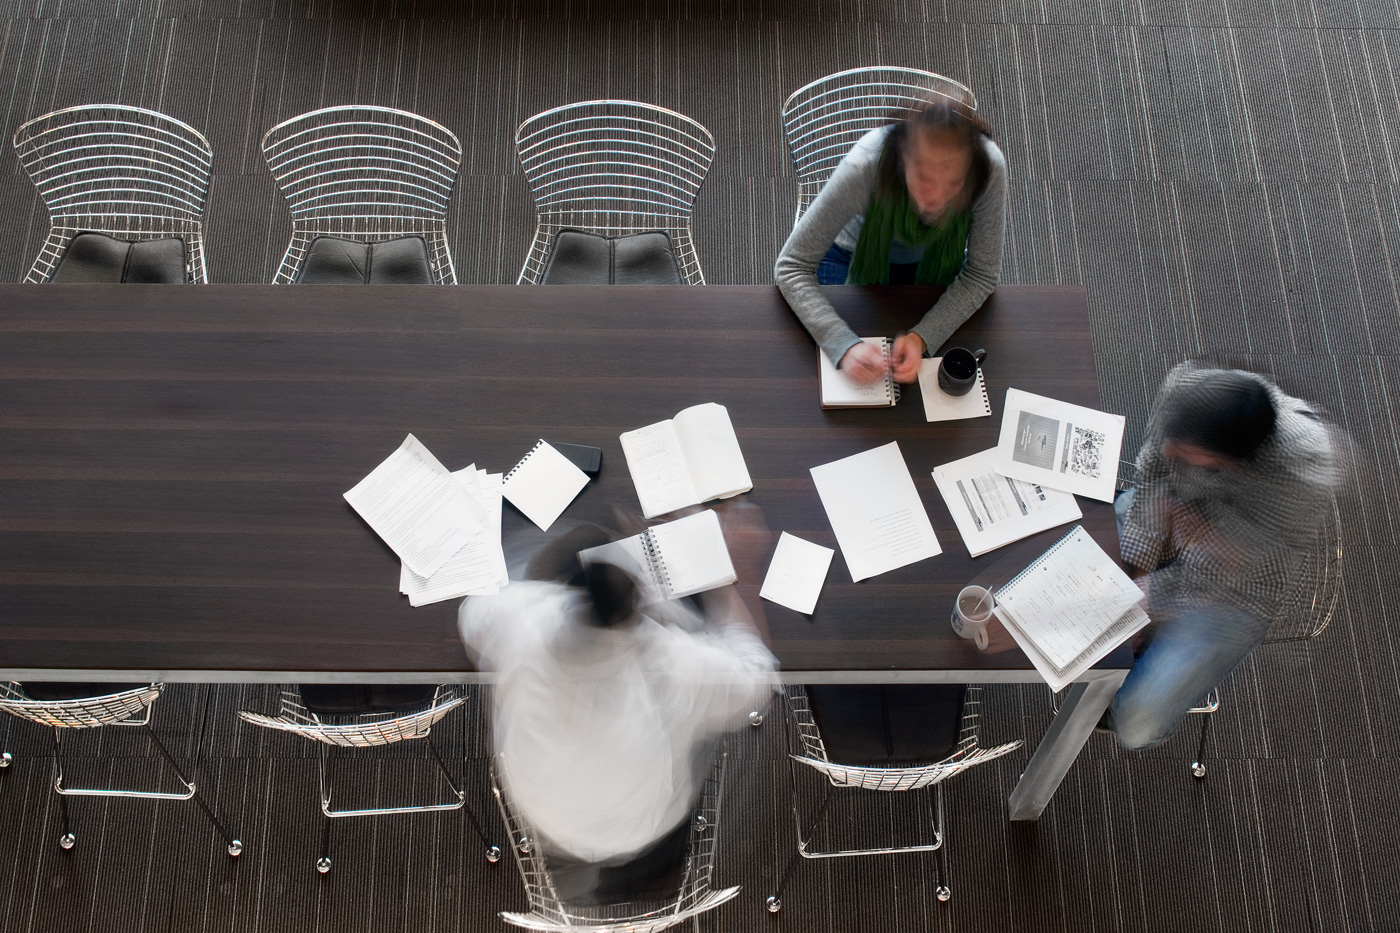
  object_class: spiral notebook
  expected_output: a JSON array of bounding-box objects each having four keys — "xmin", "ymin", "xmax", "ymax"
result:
[
  {"xmin": 501, "ymin": 440, "xmax": 591, "ymax": 531},
  {"xmin": 991, "ymin": 525, "xmax": 1150, "ymax": 691},
  {"xmin": 577, "ymin": 509, "xmax": 736, "ymax": 600},
  {"xmin": 819, "ymin": 338, "xmax": 900, "ymax": 408},
  {"xmin": 916, "ymin": 357, "xmax": 992, "ymax": 422}
]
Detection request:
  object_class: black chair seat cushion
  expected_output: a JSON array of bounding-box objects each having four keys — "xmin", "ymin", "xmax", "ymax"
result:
[
  {"xmin": 296, "ymin": 236, "xmax": 433, "ymax": 284},
  {"xmin": 297, "ymin": 683, "xmax": 439, "ymax": 715},
  {"xmin": 541, "ymin": 230, "xmax": 681, "ymax": 285},
  {"xmin": 50, "ymin": 233, "xmax": 186, "ymax": 284},
  {"xmin": 805, "ymin": 684, "xmax": 967, "ymax": 767},
  {"xmin": 546, "ymin": 815, "xmax": 690, "ymax": 906},
  {"xmin": 21, "ymin": 682, "xmax": 148, "ymax": 701}
]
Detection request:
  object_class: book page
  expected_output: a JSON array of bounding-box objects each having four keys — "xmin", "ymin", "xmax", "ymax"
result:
[
  {"xmin": 501, "ymin": 440, "xmax": 590, "ymax": 531},
  {"xmin": 620, "ymin": 419, "xmax": 703, "ymax": 519},
  {"xmin": 343, "ymin": 434, "xmax": 485, "ymax": 578},
  {"xmin": 809, "ymin": 442, "xmax": 942, "ymax": 582},
  {"xmin": 819, "ymin": 338, "xmax": 895, "ymax": 407},
  {"xmin": 401, "ymin": 467, "xmax": 507, "ymax": 606},
  {"xmin": 647, "ymin": 509, "xmax": 736, "ymax": 599},
  {"xmin": 760, "ymin": 532, "xmax": 834, "ymax": 614},
  {"xmin": 672, "ymin": 403, "xmax": 753, "ymax": 504},
  {"xmin": 932, "ymin": 448, "xmax": 1081, "ymax": 557},
  {"xmin": 992, "ymin": 389, "xmax": 1125, "ymax": 502},
  {"xmin": 995, "ymin": 526, "xmax": 1145, "ymax": 677}
]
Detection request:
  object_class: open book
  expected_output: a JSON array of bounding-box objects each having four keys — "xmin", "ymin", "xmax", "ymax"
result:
[
  {"xmin": 620, "ymin": 403, "xmax": 753, "ymax": 519},
  {"xmin": 577, "ymin": 509, "xmax": 736, "ymax": 600},
  {"xmin": 992, "ymin": 525, "xmax": 1151, "ymax": 691},
  {"xmin": 819, "ymin": 337, "xmax": 898, "ymax": 408}
]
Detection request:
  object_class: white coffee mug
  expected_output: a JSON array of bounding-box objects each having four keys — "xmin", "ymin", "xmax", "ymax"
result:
[{"xmin": 950, "ymin": 585, "xmax": 995, "ymax": 650}]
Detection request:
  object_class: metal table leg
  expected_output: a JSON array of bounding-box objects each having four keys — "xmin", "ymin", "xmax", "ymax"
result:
[{"xmin": 1007, "ymin": 671, "xmax": 1126, "ymax": 821}]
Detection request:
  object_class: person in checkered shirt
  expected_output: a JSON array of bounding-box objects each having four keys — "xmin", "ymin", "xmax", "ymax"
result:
[{"xmin": 1104, "ymin": 363, "xmax": 1340, "ymax": 750}]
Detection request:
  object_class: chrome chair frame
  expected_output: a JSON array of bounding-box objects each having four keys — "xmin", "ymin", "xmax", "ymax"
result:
[
  {"xmin": 13, "ymin": 104, "xmax": 213, "ymax": 283},
  {"xmin": 768, "ymin": 684, "xmax": 1021, "ymax": 910},
  {"xmin": 781, "ymin": 66, "xmax": 977, "ymax": 227},
  {"xmin": 237, "ymin": 685, "xmax": 498, "ymax": 872},
  {"xmin": 0, "ymin": 682, "xmax": 241, "ymax": 854},
  {"xmin": 1069, "ymin": 459, "xmax": 1343, "ymax": 777},
  {"xmin": 493, "ymin": 748, "xmax": 740, "ymax": 933},
  {"xmin": 514, "ymin": 100, "xmax": 716, "ymax": 286},
  {"xmin": 261, "ymin": 105, "xmax": 462, "ymax": 284}
]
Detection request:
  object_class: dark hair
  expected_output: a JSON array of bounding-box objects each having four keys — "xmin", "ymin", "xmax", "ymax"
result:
[
  {"xmin": 877, "ymin": 99, "xmax": 994, "ymax": 209},
  {"xmin": 1161, "ymin": 371, "xmax": 1277, "ymax": 461},
  {"xmin": 524, "ymin": 523, "xmax": 639, "ymax": 628}
]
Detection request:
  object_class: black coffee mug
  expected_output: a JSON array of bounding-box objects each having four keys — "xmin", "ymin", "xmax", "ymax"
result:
[{"xmin": 937, "ymin": 347, "xmax": 987, "ymax": 397}]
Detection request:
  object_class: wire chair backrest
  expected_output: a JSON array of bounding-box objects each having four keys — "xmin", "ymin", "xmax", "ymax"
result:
[
  {"xmin": 262, "ymin": 106, "xmax": 462, "ymax": 223},
  {"xmin": 236, "ymin": 686, "xmax": 464, "ymax": 748},
  {"xmin": 493, "ymin": 750, "xmax": 740, "ymax": 933},
  {"xmin": 14, "ymin": 104, "xmax": 212, "ymax": 226},
  {"xmin": 781, "ymin": 67, "xmax": 977, "ymax": 225},
  {"xmin": 515, "ymin": 100, "xmax": 715, "ymax": 223},
  {"xmin": 0, "ymin": 682, "xmax": 162, "ymax": 729},
  {"xmin": 783, "ymin": 684, "xmax": 1021, "ymax": 792}
]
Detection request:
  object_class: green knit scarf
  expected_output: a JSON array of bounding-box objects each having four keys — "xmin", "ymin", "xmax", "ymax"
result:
[{"xmin": 847, "ymin": 183, "xmax": 970, "ymax": 286}]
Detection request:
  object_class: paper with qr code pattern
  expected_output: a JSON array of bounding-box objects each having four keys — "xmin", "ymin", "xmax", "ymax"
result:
[{"xmin": 992, "ymin": 389, "xmax": 1125, "ymax": 502}]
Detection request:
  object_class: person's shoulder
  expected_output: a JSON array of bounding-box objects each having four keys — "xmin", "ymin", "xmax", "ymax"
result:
[
  {"xmin": 979, "ymin": 135, "xmax": 1006, "ymax": 170},
  {"xmin": 842, "ymin": 125, "xmax": 890, "ymax": 166}
]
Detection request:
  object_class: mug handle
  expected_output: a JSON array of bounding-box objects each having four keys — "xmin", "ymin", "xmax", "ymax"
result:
[
  {"xmin": 972, "ymin": 348, "xmax": 987, "ymax": 365},
  {"xmin": 973, "ymin": 621, "xmax": 989, "ymax": 650}
]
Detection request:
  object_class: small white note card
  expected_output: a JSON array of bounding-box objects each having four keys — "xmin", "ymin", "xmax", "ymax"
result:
[
  {"xmin": 502, "ymin": 440, "xmax": 591, "ymax": 531},
  {"xmin": 760, "ymin": 532, "xmax": 835, "ymax": 615}
]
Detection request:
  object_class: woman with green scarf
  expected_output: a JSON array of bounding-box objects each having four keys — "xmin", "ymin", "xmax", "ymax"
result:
[{"xmin": 776, "ymin": 100, "xmax": 1007, "ymax": 385}]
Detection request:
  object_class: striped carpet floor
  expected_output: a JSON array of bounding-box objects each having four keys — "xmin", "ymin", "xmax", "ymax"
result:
[{"xmin": 0, "ymin": 1, "xmax": 1397, "ymax": 930}]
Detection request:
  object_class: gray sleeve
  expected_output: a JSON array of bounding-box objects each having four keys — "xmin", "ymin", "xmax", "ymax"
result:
[
  {"xmin": 773, "ymin": 129, "xmax": 885, "ymax": 367},
  {"xmin": 908, "ymin": 139, "xmax": 1008, "ymax": 355}
]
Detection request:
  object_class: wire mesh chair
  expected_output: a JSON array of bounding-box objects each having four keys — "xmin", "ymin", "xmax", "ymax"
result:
[
  {"xmin": 0, "ymin": 682, "xmax": 241, "ymax": 855},
  {"xmin": 13, "ymin": 104, "xmax": 213, "ymax": 283},
  {"xmin": 514, "ymin": 100, "xmax": 716, "ymax": 286},
  {"xmin": 237, "ymin": 685, "xmax": 499, "ymax": 873},
  {"xmin": 767, "ymin": 684, "xmax": 1021, "ymax": 911},
  {"xmin": 492, "ymin": 748, "xmax": 740, "ymax": 932},
  {"xmin": 261, "ymin": 105, "xmax": 462, "ymax": 284},
  {"xmin": 781, "ymin": 66, "xmax": 978, "ymax": 228}
]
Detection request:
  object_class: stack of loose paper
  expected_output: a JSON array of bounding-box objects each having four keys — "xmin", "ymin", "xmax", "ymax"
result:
[
  {"xmin": 399, "ymin": 466, "xmax": 510, "ymax": 606},
  {"xmin": 810, "ymin": 442, "xmax": 942, "ymax": 582},
  {"xmin": 933, "ymin": 448, "xmax": 1081, "ymax": 557},
  {"xmin": 993, "ymin": 389, "xmax": 1125, "ymax": 503}
]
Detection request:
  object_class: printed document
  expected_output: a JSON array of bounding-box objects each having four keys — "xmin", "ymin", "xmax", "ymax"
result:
[
  {"xmin": 343, "ymin": 434, "xmax": 485, "ymax": 578},
  {"xmin": 933, "ymin": 448, "xmax": 1081, "ymax": 557},
  {"xmin": 993, "ymin": 389, "xmax": 1125, "ymax": 502},
  {"xmin": 810, "ymin": 442, "xmax": 942, "ymax": 582},
  {"xmin": 401, "ymin": 468, "xmax": 508, "ymax": 606},
  {"xmin": 760, "ymin": 532, "xmax": 835, "ymax": 614}
]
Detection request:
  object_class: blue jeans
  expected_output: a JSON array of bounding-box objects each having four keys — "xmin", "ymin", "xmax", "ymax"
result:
[
  {"xmin": 816, "ymin": 244, "xmax": 921, "ymax": 286},
  {"xmin": 1106, "ymin": 488, "xmax": 1270, "ymax": 750}
]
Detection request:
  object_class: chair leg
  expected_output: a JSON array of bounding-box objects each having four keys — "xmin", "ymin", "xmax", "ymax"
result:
[
  {"xmin": 317, "ymin": 745, "xmax": 333, "ymax": 874},
  {"xmin": 142, "ymin": 723, "xmax": 242, "ymax": 856},
  {"xmin": 1191, "ymin": 712, "xmax": 1212, "ymax": 779},
  {"xmin": 768, "ymin": 769, "xmax": 836, "ymax": 914},
  {"xmin": 932, "ymin": 782, "xmax": 950, "ymax": 903},
  {"xmin": 426, "ymin": 734, "xmax": 499, "ymax": 864},
  {"xmin": 52, "ymin": 729, "xmax": 75, "ymax": 850}
]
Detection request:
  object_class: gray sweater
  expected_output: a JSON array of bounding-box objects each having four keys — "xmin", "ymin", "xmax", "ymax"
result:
[{"xmin": 774, "ymin": 125, "xmax": 1008, "ymax": 367}]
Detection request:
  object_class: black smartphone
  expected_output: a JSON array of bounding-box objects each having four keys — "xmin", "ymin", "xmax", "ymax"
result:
[{"xmin": 546, "ymin": 441, "xmax": 603, "ymax": 475}]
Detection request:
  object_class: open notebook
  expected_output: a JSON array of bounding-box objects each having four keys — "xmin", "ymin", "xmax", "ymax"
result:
[
  {"xmin": 577, "ymin": 509, "xmax": 736, "ymax": 600},
  {"xmin": 992, "ymin": 525, "xmax": 1151, "ymax": 691},
  {"xmin": 819, "ymin": 337, "xmax": 899, "ymax": 408},
  {"xmin": 620, "ymin": 403, "xmax": 752, "ymax": 519}
]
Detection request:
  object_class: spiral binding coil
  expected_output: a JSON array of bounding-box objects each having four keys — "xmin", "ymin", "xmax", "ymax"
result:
[
  {"xmin": 999, "ymin": 524, "xmax": 1083, "ymax": 597},
  {"xmin": 504, "ymin": 440, "xmax": 547, "ymax": 485},
  {"xmin": 640, "ymin": 528, "xmax": 674, "ymax": 597},
  {"xmin": 880, "ymin": 339, "xmax": 902, "ymax": 405}
]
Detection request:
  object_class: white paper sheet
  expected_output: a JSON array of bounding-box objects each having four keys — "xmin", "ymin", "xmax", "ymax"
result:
[
  {"xmin": 993, "ymin": 389, "xmax": 1126, "ymax": 502},
  {"xmin": 810, "ymin": 442, "xmax": 942, "ymax": 582},
  {"xmin": 400, "ymin": 468, "xmax": 508, "ymax": 606},
  {"xmin": 760, "ymin": 532, "xmax": 835, "ymax": 614},
  {"xmin": 501, "ymin": 440, "xmax": 591, "ymax": 531},
  {"xmin": 932, "ymin": 448, "xmax": 1082, "ymax": 557},
  {"xmin": 343, "ymin": 434, "xmax": 485, "ymax": 578},
  {"xmin": 917, "ymin": 358, "xmax": 993, "ymax": 422}
]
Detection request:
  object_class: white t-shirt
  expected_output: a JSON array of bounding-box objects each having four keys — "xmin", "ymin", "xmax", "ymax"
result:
[{"xmin": 459, "ymin": 581, "xmax": 777, "ymax": 863}]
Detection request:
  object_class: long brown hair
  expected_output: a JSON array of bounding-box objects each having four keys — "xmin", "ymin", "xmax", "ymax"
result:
[{"xmin": 875, "ymin": 99, "xmax": 994, "ymax": 213}]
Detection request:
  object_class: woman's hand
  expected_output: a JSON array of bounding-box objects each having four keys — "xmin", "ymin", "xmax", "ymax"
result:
[
  {"xmin": 838, "ymin": 341, "xmax": 888, "ymax": 384},
  {"xmin": 890, "ymin": 332, "xmax": 926, "ymax": 383}
]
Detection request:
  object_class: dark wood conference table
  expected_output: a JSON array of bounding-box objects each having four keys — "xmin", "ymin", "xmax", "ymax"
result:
[{"xmin": 0, "ymin": 283, "xmax": 1130, "ymax": 820}]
